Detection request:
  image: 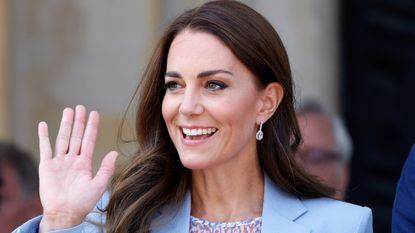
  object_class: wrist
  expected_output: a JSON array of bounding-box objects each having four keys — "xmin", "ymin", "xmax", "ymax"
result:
[{"xmin": 39, "ymin": 212, "xmax": 83, "ymax": 233}]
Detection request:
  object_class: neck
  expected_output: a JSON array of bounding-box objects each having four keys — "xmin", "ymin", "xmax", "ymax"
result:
[{"xmin": 190, "ymin": 159, "xmax": 264, "ymax": 222}]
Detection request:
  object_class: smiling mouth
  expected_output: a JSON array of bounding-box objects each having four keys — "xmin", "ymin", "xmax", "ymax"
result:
[{"xmin": 182, "ymin": 127, "xmax": 217, "ymax": 140}]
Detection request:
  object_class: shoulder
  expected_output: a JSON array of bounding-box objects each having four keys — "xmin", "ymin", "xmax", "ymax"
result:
[
  {"xmin": 299, "ymin": 197, "xmax": 373, "ymax": 233},
  {"xmin": 392, "ymin": 144, "xmax": 415, "ymax": 232},
  {"xmin": 395, "ymin": 144, "xmax": 415, "ymax": 187},
  {"xmin": 302, "ymin": 196, "xmax": 370, "ymax": 214},
  {"xmin": 263, "ymin": 174, "xmax": 373, "ymax": 233},
  {"xmin": 393, "ymin": 144, "xmax": 415, "ymax": 208}
]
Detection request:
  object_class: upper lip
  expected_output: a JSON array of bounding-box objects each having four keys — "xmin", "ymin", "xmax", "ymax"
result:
[
  {"xmin": 179, "ymin": 125, "xmax": 218, "ymax": 136},
  {"xmin": 179, "ymin": 125, "xmax": 216, "ymax": 129}
]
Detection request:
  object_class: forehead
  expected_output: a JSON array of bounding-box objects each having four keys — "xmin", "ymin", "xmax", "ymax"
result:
[
  {"xmin": 167, "ymin": 30, "xmax": 237, "ymax": 69},
  {"xmin": 298, "ymin": 113, "xmax": 335, "ymax": 149}
]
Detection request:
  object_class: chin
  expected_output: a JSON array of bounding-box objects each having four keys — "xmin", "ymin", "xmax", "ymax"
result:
[{"xmin": 178, "ymin": 154, "xmax": 213, "ymax": 171}]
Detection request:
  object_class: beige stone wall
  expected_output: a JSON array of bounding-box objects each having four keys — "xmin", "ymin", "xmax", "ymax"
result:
[
  {"xmin": 10, "ymin": 0, "xmax": 161, "ymax": 166},
  {"xmin": 0, "ymin": 0, "xmax": 9, "ymax": 140},
  {"xmin": 9, "ymin": 0, "xmax": 339, "ymax": 166},
  {"xmin": 254, "ymin": 0, "xmax": 340, "ymax": 113}
]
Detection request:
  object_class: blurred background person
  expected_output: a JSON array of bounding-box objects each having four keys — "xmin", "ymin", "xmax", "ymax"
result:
[
  {"xmin": 295, "ymin": 99, "xmax": 352, "ymax": 200},
  {"xmin": 0, "ymin": 142, "xmax": 42, "ymax": 233}
]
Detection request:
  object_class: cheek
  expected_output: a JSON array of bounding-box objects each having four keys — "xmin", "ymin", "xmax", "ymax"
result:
[
  {"xmin": 162, "ymin": 96, "xmax": 180, "ymax": 138},
  {"xmin": 161, "ymin": 97, "xmax": 174, "ymax": 123},
  {"xmin": 216, "ymin": 96, "xmax": 259, "ymax": 143},
  {"xmin": 161, "ymin": 98, "xmax": 169, "ymax": 122},
  {"xmin": 227, "ymin": 94, "xmax": 259, "ymax": 125}
]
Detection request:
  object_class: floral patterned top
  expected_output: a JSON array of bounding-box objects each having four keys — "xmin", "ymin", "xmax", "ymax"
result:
[{"xmin": 189, "ymin": 216, "xmax": 262, "ymax": 233}]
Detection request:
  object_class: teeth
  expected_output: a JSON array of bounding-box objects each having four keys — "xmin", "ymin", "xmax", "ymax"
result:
[{"xmin": 182, "ymin": 127, "xmax": 217, "ymax": 136}]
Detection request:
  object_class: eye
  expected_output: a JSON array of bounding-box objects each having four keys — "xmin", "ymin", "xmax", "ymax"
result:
[
  {"xmin": 164, "ymin": 81, "xmax": 183, "ymax": 91},
  {"xmin": 206, "ymin": 80, "xmax": 228, "ymax": 91}
]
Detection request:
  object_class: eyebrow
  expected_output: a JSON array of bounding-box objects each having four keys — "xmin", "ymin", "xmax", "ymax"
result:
[{"xmin": 165, "ymin": 69, "xmax": 234, "ymax": 79}]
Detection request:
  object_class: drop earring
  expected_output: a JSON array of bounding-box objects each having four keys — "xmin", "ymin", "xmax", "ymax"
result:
[{"xmin": 256, "ymin": 121, "xmax": 264, "ymax": 141}]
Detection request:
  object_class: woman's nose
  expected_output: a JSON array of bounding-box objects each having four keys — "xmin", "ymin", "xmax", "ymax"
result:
[{"xmin": 179, "ymin": 89, "xmax": 204, "ymax": 116}]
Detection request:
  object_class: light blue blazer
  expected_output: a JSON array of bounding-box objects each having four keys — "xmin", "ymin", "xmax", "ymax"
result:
[{"xmin": 14, "ymin": 175, "xmax": 373, "ymax": 233}]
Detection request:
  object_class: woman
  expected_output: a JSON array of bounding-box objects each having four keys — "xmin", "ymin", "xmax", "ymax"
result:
[{"xmin": 14, "ymin": 1, "xmax": 373, "ymax": 232}]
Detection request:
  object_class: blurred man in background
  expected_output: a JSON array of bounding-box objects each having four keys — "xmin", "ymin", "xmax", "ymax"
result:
[
  {"xmin": 0, "ymin": 142, "xmax": 42, "ymax": 233},
  {"xmin": 295, "ymin": 99, "xmax": 353, "ymax": 200}
]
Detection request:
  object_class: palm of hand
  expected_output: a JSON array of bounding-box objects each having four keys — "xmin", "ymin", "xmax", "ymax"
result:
[
  {"xmin": 38, "ymin": 106, "xmax": 117, "ymax": 231},
  {"xmin": 40, "ymin": 154, "xmax": 98, "ymax": 217}
]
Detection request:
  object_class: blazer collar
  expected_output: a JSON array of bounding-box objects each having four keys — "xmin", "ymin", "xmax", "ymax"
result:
[
  {"xmin": 151, "ymin": 174, "xmax": 310, "ymax": 233},
  {"xmin": 151, "ymin": 192, "xmax": 191, "ymax": 233},
  {"xmin": 261, "ymin": 174, "xmax": 310, "ymax": 233}
]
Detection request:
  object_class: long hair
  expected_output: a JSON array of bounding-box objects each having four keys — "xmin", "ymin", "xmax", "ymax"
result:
[{"xmin": 106, "ymin": 1, "xmax": 333, "ymax": 232}]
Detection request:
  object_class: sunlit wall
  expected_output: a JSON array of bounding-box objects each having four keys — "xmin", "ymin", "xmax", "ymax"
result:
[{"xmin": 7, "ymin": 0, "xmax": 339, "ymax": 166}]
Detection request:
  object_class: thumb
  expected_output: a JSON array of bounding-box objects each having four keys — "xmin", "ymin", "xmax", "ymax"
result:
[{"xmin": 93, "ymin": 151, "xmax": 118, "ymax": 191}]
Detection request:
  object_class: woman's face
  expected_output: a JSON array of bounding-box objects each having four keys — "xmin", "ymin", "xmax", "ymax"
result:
[{"xmin": 162, "ymin": 30, "xmax": 264, "ymax": 170}]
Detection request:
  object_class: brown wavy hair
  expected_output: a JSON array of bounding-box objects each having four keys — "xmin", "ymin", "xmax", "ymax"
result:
[{"xmin": 106, "ymin": 1, "xmax": 333, "ymax": 232}]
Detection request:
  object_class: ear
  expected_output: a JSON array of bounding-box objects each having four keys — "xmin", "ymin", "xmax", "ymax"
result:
[{"xmin": 256, "ymin": 82, "xmax": 284, "ymax": 123}]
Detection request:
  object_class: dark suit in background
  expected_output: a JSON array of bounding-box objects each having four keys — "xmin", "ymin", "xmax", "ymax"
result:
[{"xmin": 393, "ymin": 144, "xmax": 415, "ymax": 233}]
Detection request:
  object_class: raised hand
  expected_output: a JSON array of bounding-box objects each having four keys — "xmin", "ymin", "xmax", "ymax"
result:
[{"xmin": 38, "ymin": 105, "xmax": 118, "ymax": 232}]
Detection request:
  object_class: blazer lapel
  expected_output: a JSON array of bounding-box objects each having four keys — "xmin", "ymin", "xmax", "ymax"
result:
[
  {"xmin": 151, "ymin": 192, "xmax": 191, "ymax": 233},
  {"xmin": 261, "ymin": 174, "xmax": 311, "ymax": 233},
  {"xmin": 151, "ymin": 175, "xmax": 311, "ymax": 233}
]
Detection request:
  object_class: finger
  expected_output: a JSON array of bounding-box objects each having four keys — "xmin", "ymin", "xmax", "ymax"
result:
[
  {"xmin": 68, "ymin": 105, "xmax": 87, "ymax": 155},
  {"xmin": 38, "ymin": 121, "xmax": 52, "ymax": 161},
  {"xmin": 80, "ymin": 111, "xmax": 100, "ymax": 158},
  {"xmin": 55, "ymin": 108, "xmax": 74, "ymax": 156},
  {"xmin": 93, "ymin": 151, "xmax": 118, "ymax": 191}
]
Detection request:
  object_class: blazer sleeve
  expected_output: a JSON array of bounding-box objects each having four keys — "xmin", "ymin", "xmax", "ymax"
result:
[
  {"xmin": 12, "ymin": 192, "xmax": 109, "ymax": 233},
  {"xmin": 392, "ymin": 144, "xmax": 415, "ymax": 233},
  {"xmin": 356, "ymin": 207, "xmax": 373, "ymax": 233}
]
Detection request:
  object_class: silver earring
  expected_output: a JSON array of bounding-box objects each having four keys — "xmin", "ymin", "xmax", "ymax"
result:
[{"xmin": 256, "ymin": 121, "xmax": 264, "ymax": 141}]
